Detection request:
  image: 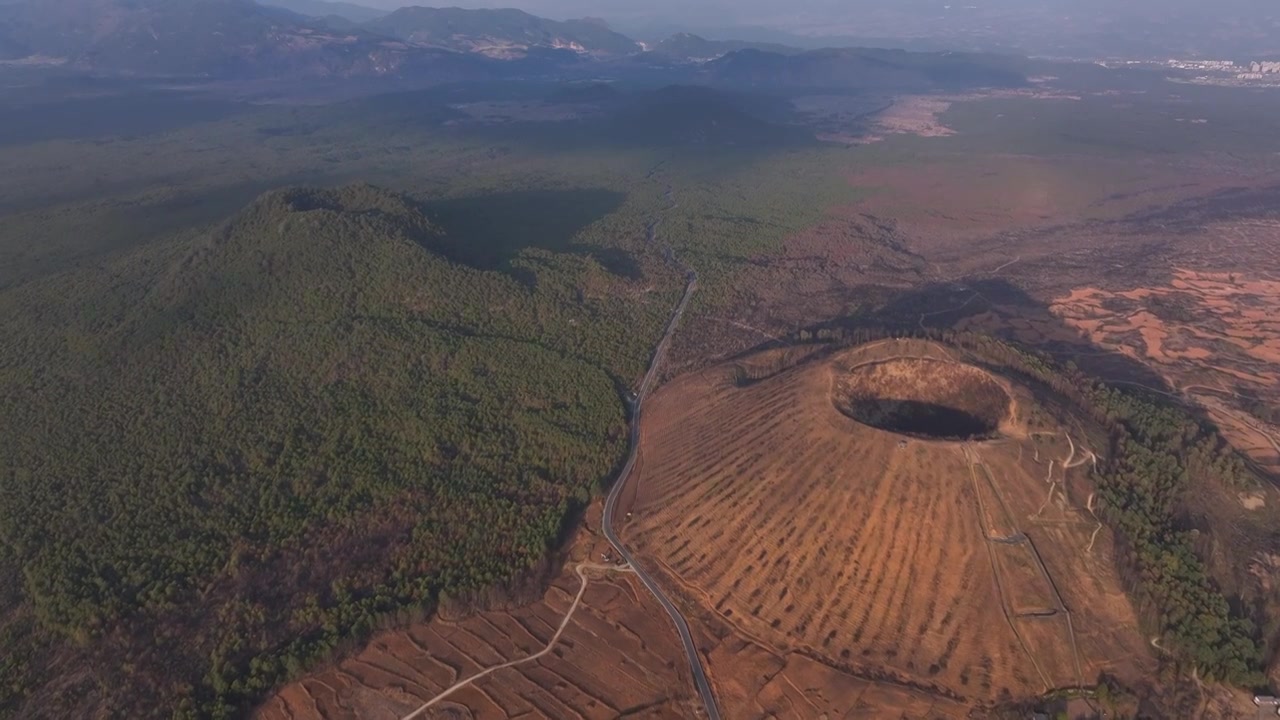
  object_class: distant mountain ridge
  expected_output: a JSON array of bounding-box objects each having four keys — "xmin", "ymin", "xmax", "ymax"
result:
[
  {"xmin": 257, "ymin": 0, "xmax": 386, "ymax": 23},
  {"xmin": 0, "ymin": 0, "xmax": 641, "ymax": 74},
  {"xmin": 649, "ymin": 32, "xmax": 802, "ymax": 61},
  {"xmin": 0, "ymin": 0, "xmax": 1032, "ymax": 89},
  {"xmin": 0, "ymin": 0, "xmax": 415, "ymax": 76},
  {"xmin": 363, "ymin": 6, "xmax": 638, "ymax": 58}
]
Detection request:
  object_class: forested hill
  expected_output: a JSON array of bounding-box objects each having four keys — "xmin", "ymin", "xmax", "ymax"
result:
[{"xmin": 0, "ymin": 184, "xmax": 663, "ymax": 717}]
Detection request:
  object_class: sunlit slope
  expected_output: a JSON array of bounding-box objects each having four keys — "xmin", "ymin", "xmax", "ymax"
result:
[{"xmin": 625, "ymin": 340, "xmax": 1152, "ymax": 710}]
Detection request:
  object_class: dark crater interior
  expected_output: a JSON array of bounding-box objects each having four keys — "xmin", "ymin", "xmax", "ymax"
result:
[
  {"xmin": 845, "ymin": 398, "xmax": 1001, "ymax": 439},
  {"xmin": 834, "ymin": 358, "xmax": 1010, "ymax": 441}
]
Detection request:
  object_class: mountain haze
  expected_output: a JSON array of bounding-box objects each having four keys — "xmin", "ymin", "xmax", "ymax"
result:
[
  {"xmin": 0, "ymin": 0, "xmax": 644, "ymax": 75},
  {"xmin": 649, "ymin": 32, "xmax": 802, "ymax": 61},
  {"xmin": 257, "ymin": 0, "xmax": 387, "ymax": 23},
  {"xmin": 705, "ymin": 47, "xmax": 1027, "ymax": 92},
  {"xmin": 0, "ymin": 0, "xmax": 413, "ymax": 75},
  {"xmin": 364, "ymin": 6, "xmax": 638, "ymax": 58}
]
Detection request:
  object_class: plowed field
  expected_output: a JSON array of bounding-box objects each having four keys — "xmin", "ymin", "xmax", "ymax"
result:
[
  {"xmin": 255, "ymin": 505, "xmax": 694, "ymax": 720},
  {"xmin": 621, "ymin": 339, "xmax": 1153, "ymax": 713}
]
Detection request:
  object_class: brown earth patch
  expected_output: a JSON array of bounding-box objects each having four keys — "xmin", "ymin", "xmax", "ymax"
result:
[
  {"xmin": 820, "ymin": 90, "xmax": 1082, "ymax": 146},
  {"xmin": 957, "ymin": 267, "xmax": 1280, "ymax": 476},
  {"xmin": 671, "ymin": 152, "xmax": 1274, "ymax": 376},
  {"xmin": 863, "ymin": 96, "xmax": 957, "ymax": 142},
  {"xmin": 845, "ymin": 156, "xmax": 1236, "ymax": 248}
]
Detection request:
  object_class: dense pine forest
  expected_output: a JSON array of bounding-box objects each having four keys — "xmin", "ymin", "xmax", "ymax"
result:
[{"xmin": 0, "ymin": 185, "xmax": 675, "ymax": 716}]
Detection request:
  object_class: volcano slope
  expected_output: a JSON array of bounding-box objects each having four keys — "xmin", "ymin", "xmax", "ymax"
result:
[{"xmin": 621, "ymin": 339, "xmax": 1153, "ymax": 716}]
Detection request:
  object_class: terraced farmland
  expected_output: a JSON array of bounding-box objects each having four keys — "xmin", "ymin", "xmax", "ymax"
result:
[
  {"xmin": 255, "ymin": 510, "xmax": 694, "ymax": 720},
  {"xmin": 622, "ymin": 339, "xmax": 1153, "ymax": 714}
]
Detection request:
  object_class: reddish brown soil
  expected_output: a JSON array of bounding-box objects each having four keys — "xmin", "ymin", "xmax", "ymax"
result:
[
  {"xmin": 957, "ymin": 266, "xmax": 1280, "ymax": 477},
  {"xmin": 622, "ymin": 339, "xmax": 1153, "ymax": 715},
  {"xmin": 845, "ymin": 155, "xmax": 1246, "ymax": 255},
  {"xmin": 707, "ymin": 635, "xmax": 972, "ymax": 719},
  {"xmin": 255, "ymin": 503, "xmax": 695, "ymax": 720}
]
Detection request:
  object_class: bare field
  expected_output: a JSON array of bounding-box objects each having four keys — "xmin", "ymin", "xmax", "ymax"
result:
[
  {"xmin": 690, "ymin": 147, "xmax": 1280, "ymax": 481},
  {"xmin": 622, "ymin": 339, "xmax": 1152, "ymax": 714},
  {"xmin": 862, "ymin": 90, "xmax": 1084, "ymax": 144},
  {"xmin": 862, "ymin": 96, "xmax": 958, "ymax": 142},
  {"xmin": 806, "ymin": 89, "xmax": 1082, "ymax": 146},
  {"xmin": 255, "ymin": 504, "xmax": 694, "ymax": 720},
  {"xmin": 957, "ymin": 266, "xmax": 1280, "ymax": 476},
  {"xmin": 707, "ymin": 635, "xmax": 972, "ymax": 719}
]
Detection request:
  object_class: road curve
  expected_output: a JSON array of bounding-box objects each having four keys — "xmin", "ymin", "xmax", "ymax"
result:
[{"xmin": 601, "ymin": 265, "xmax": 721, "ymax": 720}]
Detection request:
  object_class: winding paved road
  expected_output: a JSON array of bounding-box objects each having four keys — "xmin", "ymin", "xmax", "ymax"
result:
[
  {"xmin": 602, "ymin": 274, "xmax": 720, "ymax": 720},
  {"xmin": 398, "ymin": 253, "xmax": 708, "ymax": 719},
  {"xmin": 600, "ymin": 193, "xmax": 721, "ymax": 718}
]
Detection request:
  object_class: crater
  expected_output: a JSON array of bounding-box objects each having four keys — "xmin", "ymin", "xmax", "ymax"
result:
[{"xmin": 833, "ymin": 357, "xmax": 1011, "ymax": 441}]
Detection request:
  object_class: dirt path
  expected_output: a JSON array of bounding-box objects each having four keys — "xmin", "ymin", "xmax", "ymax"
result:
[
  {"xmin": 961, "ymin": 444, "xmax": 1052, "ymax": 691},
  {"xmin": 919, "ymin": 292, "xmax": 983, "ymax": 330},
  {"xmin": 964, "ymin": 441, "xmax": 1087, "ymax": 691},
  {"xmin": 399, "ymin": 563, "xmax": 633, "ymax": 720},
  {"xmin": 989, "ymin": 255, "xmax": 1022, "ymax": 274},
  {"xmin": 702, "ymin": 316, "xmax": 781, "ymax": 342}
]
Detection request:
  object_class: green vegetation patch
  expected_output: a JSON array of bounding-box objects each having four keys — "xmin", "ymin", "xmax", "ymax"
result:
[{"xmin": 0, "ymin": 184, "xmax": 656, "ymax": 716}]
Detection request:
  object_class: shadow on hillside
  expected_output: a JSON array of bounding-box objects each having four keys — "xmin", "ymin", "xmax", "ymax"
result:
[
  {"xmin": 420, "ymin": 188, "xmax": 638, "ymax": 279},
  {"xmin": 725, "ymin": 277, "xmax": 1175, "ymax": 397},
  {"xmin": 859, "ymin": 277, "xmax": 1175, "ymax": 392},
  {"xmin": 0, "ymin": 88, "xmax": 246, "ymax": 147}
]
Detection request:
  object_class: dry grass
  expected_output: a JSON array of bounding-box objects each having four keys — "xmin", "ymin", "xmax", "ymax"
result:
[{"xmin": 623, "ymin": 339, "xmax": 1153, "ymax": 713}]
